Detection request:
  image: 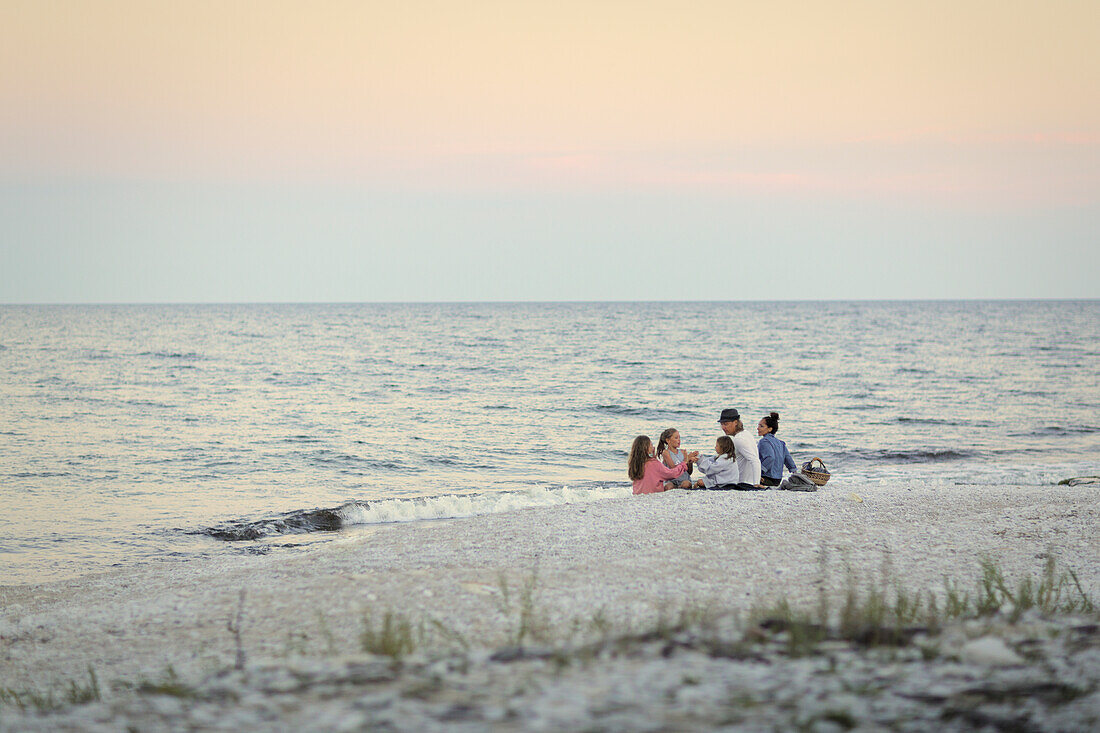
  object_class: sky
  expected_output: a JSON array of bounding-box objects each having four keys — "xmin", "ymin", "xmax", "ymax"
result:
[{"xmin": 1, "ymin": 0, "xmax": 1098, "ymax": 302}]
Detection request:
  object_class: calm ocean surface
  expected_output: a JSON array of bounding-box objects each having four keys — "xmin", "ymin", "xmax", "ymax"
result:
[{"xmin": 2, "ymin": 301, "xmax": 1098, "ymax": 585}]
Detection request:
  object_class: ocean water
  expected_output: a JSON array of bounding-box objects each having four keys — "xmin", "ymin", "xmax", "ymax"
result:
[{"xmin": 2, "ymin": 301, "xmax": 1098, "ymax": 585}]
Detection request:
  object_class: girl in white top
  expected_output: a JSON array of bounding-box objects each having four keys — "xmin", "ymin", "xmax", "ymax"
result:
[{"xmin": 694, "ymin": 436, "xmax": 740, "ymax": 488}]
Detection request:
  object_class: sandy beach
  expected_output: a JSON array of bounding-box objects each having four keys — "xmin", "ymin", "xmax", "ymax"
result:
[{"xmin": 2, "ymin": 483, "xmax": 1099, "ymax": 730}]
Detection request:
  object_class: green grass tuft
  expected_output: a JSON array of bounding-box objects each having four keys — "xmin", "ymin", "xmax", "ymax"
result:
[
  {"xmin": 749, "ymin": 555, "xmax": 1097, "ymax": 656},
  {"xmin": 360, "ymin": 611, "xmax": 418, "ymax": 660},
  {"xmin": 0, "ymin": 667, "xmax": 100, "ymax": 712},
  {"xmin": 495, "ymin": 569, "xmax": 549, "ymax": 646},
  {"xmin": 135, "ymin": 666, "xmax": 195, "ymax": 698}
]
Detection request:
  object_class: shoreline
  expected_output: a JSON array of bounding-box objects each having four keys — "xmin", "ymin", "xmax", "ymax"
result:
[{"xmin": 2, "ymin": 483, "xmax": 1098, "ymax": 728}]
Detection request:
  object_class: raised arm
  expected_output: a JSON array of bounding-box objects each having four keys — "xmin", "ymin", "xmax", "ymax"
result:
[{"xmin": 652, "ymin": 460, "xmax": 688, "ymax": 480}]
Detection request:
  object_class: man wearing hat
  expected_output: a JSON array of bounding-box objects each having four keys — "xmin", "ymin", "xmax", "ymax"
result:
[{"xmin": 718, "ymin": 408, "xmax": 762, "ymax": 487}]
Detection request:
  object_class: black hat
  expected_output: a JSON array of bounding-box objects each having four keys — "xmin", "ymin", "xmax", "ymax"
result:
[{"xmin": 717, "ymin": 408, "xmax": 741, "ymax": 423}]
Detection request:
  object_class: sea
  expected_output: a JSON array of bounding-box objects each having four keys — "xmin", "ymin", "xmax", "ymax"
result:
[{"xmin": 2, "ymin": 301, "xmax": 1098, "ymax": 586}]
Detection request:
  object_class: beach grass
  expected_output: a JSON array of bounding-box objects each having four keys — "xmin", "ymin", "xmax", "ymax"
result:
[
  {"xmin": 347, "ymin": 553, "xmax": 1100, "ymax": 663},
  {"xmin": 129, "ymin": 666, "xmax": 197, "ymax": 699},
  {"xmin": 342, "ymin": 554, "xmax": 1099, "ymax": 666},
  {"xmin": 2, "ymin": 556, "xmax": 1096, "ymax": 714},
  {"xmin": 359, "ymin": 611, "xmax": 419, "ymax": 660},
  {"xmin": 0, "ymin": 667, "xmax": 99, "ymax": 713},
  {"xmin": 747, "ymin": 552, "xmax": 1097, "ymax": 658}
]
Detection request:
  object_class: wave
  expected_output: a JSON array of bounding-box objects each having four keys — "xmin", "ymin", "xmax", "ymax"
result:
[
  {"xmin": 339, "ymin": 485, "xmax": 630, "ymax": 526},
  {"xmin": 285, "ymin": 435, "xmax": 324, "ymax": 444},
  {"xmin": 829, "ymin": 448, "xmax": 983, "ymax": 464},
  {"xmin": 894, "ymin": 417, "xmax": 954, "ymax": 426},
  {"xmin": 141, "ymin": 351, "xmax": 204, "ymax": 360},
  {"xmin": 594, "ymin": 404, "xmax": 696, "ymax": 419},
  {"xmin": 123, "ymin": 399, "xmax": 175, "ymax": 409},
  {"xmin": 8, "ymin": 471, "xmax": 73, "ymax": 479},
  {"xmin": 290, "ymin": 450, "xmax": 404, "ymax": 472},
  {"xmin": 1003, "ymin": 388, "xmax": 1052, "ymax": 398},
  {"xmin": 1029, "ymin": 425, "xmax": 1100, "ymax": 437},
  {"xmin": 834, "ymin": 403, "xmax": 888, "ymax": 411},
  {"xmin": 431, "ymin": 456, "xmax": 494, "ymax": 469},
  {"xmin": 595, "ymin": 404, "xmax": 644, "ymax": 416},
  {"xmin": 201, "ymin": 507, "xmax": 343, "ymax": 541},
  {"xmin": 198, "ymin": 484, "xmax": 631, "ymax": 542}
]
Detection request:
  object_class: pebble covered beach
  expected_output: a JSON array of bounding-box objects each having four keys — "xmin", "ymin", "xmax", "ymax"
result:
[{"xmin": 3, "ymin": 482, "xmax": 1098, "ymax": 731}]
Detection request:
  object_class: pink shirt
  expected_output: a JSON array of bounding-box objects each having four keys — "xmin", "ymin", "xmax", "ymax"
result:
[{"xmin": 632, "ymin": 459, "xmax": 687, "ymax": 494}]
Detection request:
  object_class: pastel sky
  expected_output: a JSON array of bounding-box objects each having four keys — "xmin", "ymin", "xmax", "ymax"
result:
[{"xmin": 2, "ymin": 0, "xmax": 1098, "ymax": 302}]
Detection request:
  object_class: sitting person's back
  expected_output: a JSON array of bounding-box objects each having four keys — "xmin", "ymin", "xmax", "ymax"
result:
[
  {"xmin": 731, "ymin": 430, "xmax": 761, "ymax": 486},
  {"xmin": 757, "ymin": 412, "xmax": 797, "ymax": 486},
  {"xmin": 694, "ymin": 436, "xmax": 739, "ymax": 488}
]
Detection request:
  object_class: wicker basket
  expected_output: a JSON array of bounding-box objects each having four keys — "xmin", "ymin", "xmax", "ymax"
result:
[{"xmin": 801, "ymin": 457, "xmax": 831, "ymax": 486}]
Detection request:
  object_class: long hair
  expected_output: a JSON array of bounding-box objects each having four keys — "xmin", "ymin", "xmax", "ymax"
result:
[
  {"xmin": 716, "ymin": 435, "xmax": 735, "ymax": 459},
  {"xmin": 655, "ymin": 428, "xmax": 678, "ymax": 457},
  {"xmin": 762, "ymin": 411, "xmax": 780, "ymax": 434},
  {"xmin": 627, "ymin": 435, "xmax": 652, "ymax": 481}
]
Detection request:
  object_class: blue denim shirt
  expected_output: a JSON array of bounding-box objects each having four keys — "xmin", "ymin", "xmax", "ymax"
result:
[{"xmin": 758, "ymin": 433, "xmax": 797, "ymax": 479}]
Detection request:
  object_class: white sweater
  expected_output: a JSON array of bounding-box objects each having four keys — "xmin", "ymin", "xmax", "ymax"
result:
[
  {"xmin": 731, "ymin": 431, "xmax": 762, "ymax": 485},
  {"xmin": 696, "ymin": 453, "xmax": 739, "ymax": 488}
]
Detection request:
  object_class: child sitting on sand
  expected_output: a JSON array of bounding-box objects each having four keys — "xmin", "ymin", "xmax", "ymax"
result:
[
  {"xmin": 656, "ymin": 427, "xmax": 695, "ymax": 489},
  {"xmin": 628, "ymin": 435, "xmax": 698, "ymax": 495},
  {"xmin": 693, "ymin": 436, "xmax": 739, "ymax": 489}
]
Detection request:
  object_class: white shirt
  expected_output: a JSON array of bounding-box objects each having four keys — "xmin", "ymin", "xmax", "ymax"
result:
[
  {"xmin": 696, "ymin": 453, "xmax": 739, "ymax": 487},
  {"xmin": 731, "ymin": 431, "xmax": 762, "ymax": 485}
]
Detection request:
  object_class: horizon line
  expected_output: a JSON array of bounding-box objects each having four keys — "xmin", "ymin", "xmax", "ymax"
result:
[{"xmin": 2, "ymin": 297, "xmax": 1097, "ymax": 307}]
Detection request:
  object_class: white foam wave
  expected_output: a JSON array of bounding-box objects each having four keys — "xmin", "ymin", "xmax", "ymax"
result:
[{"xmin": 336, "ymin": 485, "xmax": 631, "ymax": 526}]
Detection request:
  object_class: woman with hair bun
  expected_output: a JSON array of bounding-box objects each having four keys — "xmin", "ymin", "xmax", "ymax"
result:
[{"xmin": 757, "ymin": 412, "xmax": 797, "ymax": 487}]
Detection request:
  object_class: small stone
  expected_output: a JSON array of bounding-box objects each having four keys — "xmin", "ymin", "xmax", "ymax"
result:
[
  {"xmin": 145, "ymin": 695, "xmax": 185, "ymax": 716},
  {"xmin": 332, "ymin": 710, "xmax": 370, "ymax": 732},
  {"xmin": 809, "ymin": 720, "xmax": 848, "ymax": 733},
  {"xmin": 959, "ymin": 636, "xmax": 1023, "ymax": 667}
]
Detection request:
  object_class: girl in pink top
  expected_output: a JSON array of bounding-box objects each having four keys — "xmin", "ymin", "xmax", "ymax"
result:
[{"xmin": 627, "ymin": 435, "xmax": 697, "ymax": 494}]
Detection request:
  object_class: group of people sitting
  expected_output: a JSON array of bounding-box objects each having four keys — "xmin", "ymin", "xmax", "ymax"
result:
[{"xmin": 628, "ymin": 408, "xmax": 797, "ymax": 494}]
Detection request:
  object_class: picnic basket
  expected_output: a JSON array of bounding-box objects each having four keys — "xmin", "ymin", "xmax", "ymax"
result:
[{"xmin": 801, "ymin": 457, "xmax": 831, "ymax": 487}]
